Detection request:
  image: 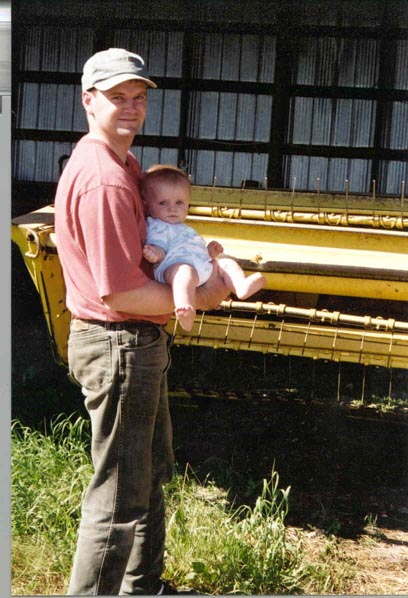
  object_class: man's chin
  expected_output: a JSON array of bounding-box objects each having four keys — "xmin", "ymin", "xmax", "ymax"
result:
[{"xmin": 117, "ymin": 127, "xmax": 139, "ymax": 137}]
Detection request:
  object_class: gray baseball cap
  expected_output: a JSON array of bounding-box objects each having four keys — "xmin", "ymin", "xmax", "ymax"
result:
[{"xmin": 81, "ymin": 48, "xmax": 157, "ymax": 91}]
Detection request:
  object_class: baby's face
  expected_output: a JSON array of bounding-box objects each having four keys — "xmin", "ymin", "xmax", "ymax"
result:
[{"xmin": 146, "ymin": 180, "xmax": 190, "ymax": 224}]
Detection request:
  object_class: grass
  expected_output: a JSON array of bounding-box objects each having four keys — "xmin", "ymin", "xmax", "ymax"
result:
[{"xmin": 12, "ymin": 413, "xmax": 357, "ymax": 595}]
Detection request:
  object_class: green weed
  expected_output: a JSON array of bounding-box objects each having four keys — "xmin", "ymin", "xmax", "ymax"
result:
[{"xmin": 12, "ymin": 414, "xmax": 356, "ymax": 595}]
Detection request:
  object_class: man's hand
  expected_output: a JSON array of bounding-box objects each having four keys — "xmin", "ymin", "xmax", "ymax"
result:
[
  {"xmin": 196, "ymin": 260, "xmax": 230, "ymax": 311},
  {"xmin": 207, "ymin": 240, "xmax": 224, "ymax": 258},
  {"xmin": 143, "ymin": 243, "xmax": 165, "ymax": 264}
]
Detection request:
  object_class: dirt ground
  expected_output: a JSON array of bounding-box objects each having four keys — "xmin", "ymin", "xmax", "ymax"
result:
[{"xmin": 168, "ymin": 346, "xmax": 408, "ymax": 594}]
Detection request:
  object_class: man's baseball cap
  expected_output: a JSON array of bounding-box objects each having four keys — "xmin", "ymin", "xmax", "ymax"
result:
[{"xmin": 81, "ymin": 48, "xmax": 157, "ymax": 92}]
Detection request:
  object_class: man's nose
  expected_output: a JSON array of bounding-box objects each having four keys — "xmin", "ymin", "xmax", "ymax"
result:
[{"xmin": 124, "ymin": 99, "xmax": 139, "ymax": 112}]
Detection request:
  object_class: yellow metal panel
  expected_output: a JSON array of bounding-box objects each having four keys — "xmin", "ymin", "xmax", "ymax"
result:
[{"xmin": 11, "ymin": 198, "xmax": 408, "ymax": 368}]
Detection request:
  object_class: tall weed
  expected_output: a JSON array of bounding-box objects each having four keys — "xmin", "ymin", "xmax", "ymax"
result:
[
  {"xmin": 12, "ymin": 415, "xmax": 356, "ymax": 595},
  {"xmin": 11, "ymin": 415, "xmax": 92, "ymax": 592},
  {"xmin": 164, "ymin": 465, "xmax": 305, "ymax": 594}
]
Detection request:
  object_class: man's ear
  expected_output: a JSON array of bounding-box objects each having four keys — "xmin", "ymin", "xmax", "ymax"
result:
[{"xmin": 82, "ymin": 90, "xmax": 94, "ymax": 114}]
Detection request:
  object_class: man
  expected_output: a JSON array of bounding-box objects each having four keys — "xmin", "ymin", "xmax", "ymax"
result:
[{"xmin": 54, "ymin": 48, "xmax": 228, "ymax": 595}]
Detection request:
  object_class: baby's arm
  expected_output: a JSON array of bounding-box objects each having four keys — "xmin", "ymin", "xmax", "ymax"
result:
[
  {"xmin": 143, "ymin": 244, "xmax": 166, "ymax": 264},
  {"xmin": 207, "ymin": 240, "xmax": 224, "ymax": 258}
]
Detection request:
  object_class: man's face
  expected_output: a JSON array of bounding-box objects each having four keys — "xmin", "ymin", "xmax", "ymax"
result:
[{"xmin": 83, "ymin": 79, "xmax": 148, "ymax": 142}]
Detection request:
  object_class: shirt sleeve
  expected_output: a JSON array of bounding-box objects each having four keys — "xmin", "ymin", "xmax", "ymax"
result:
[
  {"xmin": 146, "ymin": 218, "xmax": 171, "ymax": 252},
  {"xmin": 78, "ymin": 184, "xmax": 150, "ymax": 297}
]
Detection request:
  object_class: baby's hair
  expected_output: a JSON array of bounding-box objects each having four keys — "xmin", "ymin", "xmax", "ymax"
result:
[{"xmin": 140, "ymin": 164, "xmax": 190, "ymax": 200}]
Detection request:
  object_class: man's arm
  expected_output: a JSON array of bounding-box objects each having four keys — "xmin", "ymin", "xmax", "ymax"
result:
[{"xmin": 104, "ymin": 261, "xmax": 230, "ymax": 315}]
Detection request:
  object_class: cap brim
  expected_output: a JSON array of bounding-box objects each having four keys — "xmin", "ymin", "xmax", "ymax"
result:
[{"xmin": 92, "ymin": 73, "xmax": 157, "ymax": 90}]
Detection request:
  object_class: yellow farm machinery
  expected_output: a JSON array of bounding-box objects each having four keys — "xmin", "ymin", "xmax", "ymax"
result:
[{"xmin": 12, "ymin": 183, "xmax": 408, "ymax": 405}]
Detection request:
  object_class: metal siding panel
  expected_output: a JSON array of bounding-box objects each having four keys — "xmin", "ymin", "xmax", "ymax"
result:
[
  {"xmin": 132, "ymin": 147, "xmax": 179, "ymax": 172},
  {"xmin": 221, "ymin": 34, "xmax": 241, "ymax": 80},
  {"xmin": 203, "ymin": 33, "xmax": 223, "ymax": 79},
  {"xmin": 159, "ymin": 148, "xmax": 179, "ymax": 165},
  {"xmin": 296, "ymin": 37, "xmax": 379, "ymax": 87},
  {"xmin": 14, "ymin": 140, "xmax": 36, "ymax": 180},
  {"xmin": 250, "ymin": 153, "xmax": 268, "ymax": 184},
  {"xmin": 112, "ymin": 30, "xmax": 183, "ymax": 77},
  {"xmin": 353, "ymin": 39, "xmax": 379, "ymax": 88},
  {"xmin": 142, "ymin": 90, "xmax": 181, "ymax": 137},
  {"xmin": 311, "ymin": 97, "xmax": 332, "ymax": 145},
  {"xmin": 148, "ymin": 31, "xmax": 169, "ymax": 76},
  {"xmin": 38, "ymin": 84, "xmax": 57, "ymax": 129},
  {"xmin": 240, "ymin": 35, "xmax": 259, "ymax": 82},
  {"xmin": 193, "ymin": 31, "xmax": 275, "ymax": 82},
  {"xmin": 21, "ymin": 26, "xmax": 42, "ymax": 70},
  {"xmin": 350, "ymin": 100, "xmax": 375, "ymax": 147},
  {"xmin": 18, "ymin": 83, "xmax": 39, "ymax": 128},
  {"xmin": 333, "ymin": 99, "xmax": 353, "ymax": 146},
  {"xmin": 40, "ymin": 26, "xmax": 94, "ymax": 72},
  {"xmin": 218, "ymin": 92, "xmax": 237, "ymax": 140},
  {"xmin": 73, "ymin": 85, "xmax": 88, "ymax": 131},
  {"xmin": 259, "ymin": 35, "xmax": 275, "ymax": 83},
  {"xmin": 348, "ymin": 159, "xmax": 371, "ymax": 192},
  {"xmin": 20, "ymin": 25, "xmax": 93, "ymax": 72},
  {"xmin": 389, "ymin": 102, "xmax": 408, "ymax": 150},
  {"xmin": 309, "ymin": 157, "xmax": 329, "ymax": 190},
  {"xmin": 194, "ymin": 150, "xmax": 216, "ymax": 185},
  {"xmin": 232, "ymin": 152, "xmax": 252, "ymax": 187},
  {"xmin": 395, "ymin": 40, "xmax": 408, "ymax": 89},
  {"xmin": 188, "ymin": 149, "xmax": 269, "ymax": 188},
  {"xmin": 327, "ymin": 158, "xmax": 348, "ymax": 192},
  {"xmin": 287, "ymin": 155, "xmax": 310, "ymax": 190},
  {"xmin": 334, "ymin": 99, "xmax": 376, "ymax": 147},
  {"xmin": 53, "ymin": 142, "xmax": 74, "ymax": 180},
  {"xmin": 166, "ymin": 32, "xmax": 184, "ymax": 77},
  {"xmin": 384, "ymin": 102, "xmax": 408, "ymax": 150},
  {"xmin": 291, "ymin": 97, "xmax": 313, "ymax": 144},
  {"xmin": 198, "ymin": 92, "xmax": 218, "ymax": 139},
  {"xmin": 22, "ymin": 84, "xmax": 83, "ymax": 132},
  {"xmin": 76, "ymin": 29, "xmax": 95, "ymax": 72},
  {"xmin": 55, "ymin": 85, "xmax": 76, "ymax": 131},
  {"xmin": 236, "ymin": 94, "xmax": 257, "ymax": 140},
  {"xmin": 285, "ymin": 156, "xmax": 372, "ymax": 193},
  {"xmin": 381, "ymin": 161, "xmax": 408, "ymax": 195},
  {"xmin": 140, "ymin": 147, "xmax": 161, "ymax": 169},
  {"xmin": 162, "ymin": 90, "xmax": 181, "ymax": 136},
  {"xmin": 143, "ymin": 90, "xmax": 163, "ymax": 135},
  {"xmin": 214, "ymin": 151, "xmax": 234, "ymax": 186},
  {"xmin": 254, "ymin": 95, "xmax": 272, "ymax": 142},
  {"xmin": 113, "ymin": 29, "xmax": 148, "ymax": 60}
]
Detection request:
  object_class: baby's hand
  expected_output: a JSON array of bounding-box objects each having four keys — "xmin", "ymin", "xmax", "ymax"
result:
[
  {"xmin": 207, "ymin": 240, "xmax": 224, "ymax": 258},
  {"xmin": 143, "ymin": 244, "xmax": 165, "ymax": 264}
]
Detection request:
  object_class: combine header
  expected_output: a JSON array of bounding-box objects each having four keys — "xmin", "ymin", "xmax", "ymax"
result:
[{"xmin": 12, "ymin": 183, "xmax": 408, "ymax": 400}]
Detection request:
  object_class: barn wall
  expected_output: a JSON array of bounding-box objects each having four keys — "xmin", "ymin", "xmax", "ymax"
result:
[{"xmin": 12, "ymin": 0, "xmax": 408, "ymax": 209}]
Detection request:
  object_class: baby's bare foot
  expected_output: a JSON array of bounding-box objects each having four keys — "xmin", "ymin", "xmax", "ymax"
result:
[
  {"xmin": 175, "ymin": 304, "xmax": 196, "ymax": 331},
  {"xmin": 236, "ymin": 273, "xmax": 266, "ymax": 300}
]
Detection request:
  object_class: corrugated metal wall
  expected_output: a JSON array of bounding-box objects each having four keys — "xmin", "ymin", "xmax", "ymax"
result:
[{"xmin": 13, "ymin": 0, "xmax": 408, "ymax": 202}]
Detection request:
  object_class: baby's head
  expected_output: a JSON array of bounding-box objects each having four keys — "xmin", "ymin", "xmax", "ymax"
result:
[{"xmin": 141, "ymin": 164, "xmax": 191, "ymax": 225}]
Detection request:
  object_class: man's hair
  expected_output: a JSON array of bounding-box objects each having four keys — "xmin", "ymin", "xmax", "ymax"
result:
[{"xmin": 140, "ymin": 164, "xmax": 190, "ymax": 200}]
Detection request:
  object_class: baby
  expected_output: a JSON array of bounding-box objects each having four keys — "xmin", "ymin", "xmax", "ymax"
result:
[{"xmin": 141, "ymin": 165, "xmax": 266, "ymax": 331}]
